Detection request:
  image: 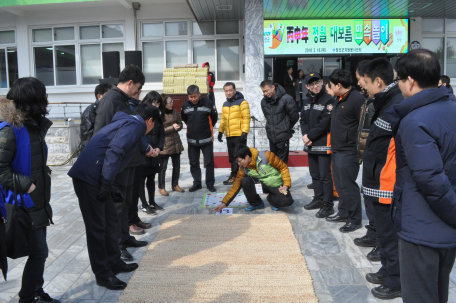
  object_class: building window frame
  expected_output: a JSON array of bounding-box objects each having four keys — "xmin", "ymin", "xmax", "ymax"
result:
[
  {"xmin": 30, "ymin": 22, "xmax": 125, "ymax": 87},
  {"xmin": 0, "ymin": 28, "xmax": 17, "ymax": 89}
]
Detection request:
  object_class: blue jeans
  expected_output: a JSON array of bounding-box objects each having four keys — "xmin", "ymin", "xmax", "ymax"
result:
[{"xmin": 18, "ymin": 227, "xmax": 48, "ymax": 302}]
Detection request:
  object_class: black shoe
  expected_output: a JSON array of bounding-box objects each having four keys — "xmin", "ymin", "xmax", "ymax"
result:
[
  {"xmin": 304, "ymin": 197, "xmax": 324, "ymax": 210},
  {"xmin": 112, "ymin": 262, "xmax": 139, "ymax": 275},
  {"xmin": 365, "ymin": 272, "xmax": 387, "ymax": 284},
  {"xmin": 325, "ymin": 213, "xmax": 348, "ymax": 222},
  {"xmin": 371, "ymin": 285, "xmax": 401, "ymax": 300},
  {"xmin": 367, "ymin": 246, "xmax": 381, "ymax": 262},
  {"xmin": 307, "ymin": 183, "xmax": 314, "ymax": 189},
  {"xmin": 120, "ymin": 245, "xmax": 133, "ymax": 262},
  {"xmin": 207, "ymin": 186, "xmax": 216, "ymax": 192},
  {"xmin": 141, "ymin": 206, "xmax": 157, "ymax": 215},
  {"xmin": 339, "ymin": 222, "xmax": 362, "ymax": 233},
  {"xmin": 315, "ymin": 205, "xmax": 334, "ymax": 218},
  {"xmin": 124, "ymin": 236, "xmax": 148, "ymax": 248},
  {"xmin": 35, "ymin": 289, "xmax": 61, "ymax": 303},
  {"xmin": 354, "ymin": 235, "xmax": 376, "ymax": 247},
  {"xmin": 150, "ymin": 201, "xmax": 164, "ymax": 211},
  {"xmin": 189, "ymin": 184, "xmax": 202, "ymax": 192},
  {"xmin": 96, "ymin": 276, "xmax": 127, "ymax": 290}
]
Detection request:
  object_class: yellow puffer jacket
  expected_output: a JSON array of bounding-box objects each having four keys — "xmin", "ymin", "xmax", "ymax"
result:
[{"xmin": 219, "ymin": 92, "xmax": 250, "ymax": 137}]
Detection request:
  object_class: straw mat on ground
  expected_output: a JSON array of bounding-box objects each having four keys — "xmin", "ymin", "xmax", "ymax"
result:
[{"xmin": 117, "ymin": 214, "xmax": 318, "ymax": 303}]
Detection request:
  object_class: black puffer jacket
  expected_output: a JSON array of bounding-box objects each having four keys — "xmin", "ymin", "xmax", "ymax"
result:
[
  {"xmin": 0, "ymin": 99, "xmax": 53, "ymax": 229},
  {"xmin": 261, "ymin": 84, "xmax": 299, "ymax": 143}
]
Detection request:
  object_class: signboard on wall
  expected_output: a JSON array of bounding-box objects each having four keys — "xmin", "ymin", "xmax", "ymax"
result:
[{"xmin": 264, "ymin": 19, "xmax": 409, "ymax": 55}]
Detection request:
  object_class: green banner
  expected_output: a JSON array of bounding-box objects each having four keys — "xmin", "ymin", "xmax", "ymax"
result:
[
  {"xmin": 264, "ymin": 19, "xmax": 408, "ymax": 55},
  {"xmin": 0, "ymin": 0, "xmax": 99, "ymax": 7}
]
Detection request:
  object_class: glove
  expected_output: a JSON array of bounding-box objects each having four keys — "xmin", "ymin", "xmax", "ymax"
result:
[
  {"xmin": 241, "ymin": 132, "xmax": 247, "ymax": 141},
  {"xmin": 218, "ymin": 132, "xmax": 223, "ymax": 142},
  {"xmin": 111, "ymin": 185, "xmax": 124, "ymax": 203},
  {"xmin": 97, "ymin": 182, "xmax": 112, "ymax": 202}
]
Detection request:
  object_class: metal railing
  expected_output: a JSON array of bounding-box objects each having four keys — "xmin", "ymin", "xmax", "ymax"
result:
[{"xmin": 48, "ymin": 102, "xmax": 90, "ymax": 120}]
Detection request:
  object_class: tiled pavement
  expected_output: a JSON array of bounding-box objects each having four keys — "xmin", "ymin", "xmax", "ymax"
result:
[{"xmin": 1, "ymin": 165, "xmax": 455, "ymax": 303}]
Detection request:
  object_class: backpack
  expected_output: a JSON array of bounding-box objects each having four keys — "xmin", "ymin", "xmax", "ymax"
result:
[{"xmin": 80, "ymin": 102, "xmax": 98, "ymax": 149}]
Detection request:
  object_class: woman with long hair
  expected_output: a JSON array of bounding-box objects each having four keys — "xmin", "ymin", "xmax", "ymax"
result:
[
  {"xmin": 157, "ymin": 94, "xmax": 184, "ymax": 195},
  {"xmin": 0, "ymin": 77, "xmax": 59, "ymax": 303},
  {"xmin": 295, "ymin": 69, "xmax": 306, "ymax": 112}
]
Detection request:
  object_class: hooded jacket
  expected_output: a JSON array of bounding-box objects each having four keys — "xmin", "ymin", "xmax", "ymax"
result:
[
  {"xmin": 362, "ymin": 84, "xmax": 403, "ymax": 204},
  {"xmin": 69, "ymin": 112, "xmax": 146, "ymax": 187},
  {"xmin": 261, "ymin": 84, "xmax": 299, "ymax": 143},
  {"xmin": 384, "ymin": 86, "xmax": 456, "ymax": 248},
  {"xmin": 300, "ymin": 88, "xmax": 334, "ymax": 154},
  {"xmin": 0, "ymin": 98, "xmax": 53, "ymax": 229},
  {"xmin": 330, "ymin": 88, "xmax": 365, "ymax": 153},
  {"xmin": 219, "ymin": 91, "xmax": 251, "ymax": 138},
  {"xmin": 181, "ymin": 96, "xmax": 218, "ymax": 146}
]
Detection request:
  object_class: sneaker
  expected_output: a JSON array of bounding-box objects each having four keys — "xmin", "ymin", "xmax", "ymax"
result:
[
  {"xmin": 245, "ymin": 201, "xmax": 265, "ymax": 211},
  {"xmin": 150, "ymin": 201, "xmax": 164, "ymax": 211},
  {"xmin": 141, "ymin": 206, "xmax": 157, "ymax": 215},
  {"xmin": 223, "ymin": 176, "xmax": 236, "ymax": 185},
  {"xmin": 271, "ymin": 206, "xmax": 280, "ymax": 211},
  {"xmin": 189, "ymin": 184, "xmax": 202, "ymax": 192},
  {"xmin": 371, "ymin": 285, "xmax": 401, "ymax": 300},
  {"xmin": 35, "ymin": 289, "xmax": 61, "ymax": 303},
  {"xmin": 304, "ymin": 197, "xmax": 324, "ymax": 210},
  {"xmin": 307, "ymin": 183, "xmax": 314, "ymax": 189},
  {"xmin": 354, "ymin": 235, "xmax": 376, "ymax": 247},
  {"xmin": 315, "ymin": 204, "xmax": 334, "ymax": 218},
  {"xmin": 367, "ymin": 246, "xmax": 381, "ymax": 262}
]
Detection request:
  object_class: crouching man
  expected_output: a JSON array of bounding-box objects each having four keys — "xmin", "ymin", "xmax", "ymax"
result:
[
  {"xmin": 68, "ymin": 102, "xmax": 159, "ymax": 291},
  {"xmin": 214, "ymin": 144, "xmax": 294, "ymax": 212}
]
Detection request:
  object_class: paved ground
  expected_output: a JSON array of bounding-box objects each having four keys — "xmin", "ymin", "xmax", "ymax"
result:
[{"xmin": 0, "ymin": 165, "xmax": 455, "ymax": 303}]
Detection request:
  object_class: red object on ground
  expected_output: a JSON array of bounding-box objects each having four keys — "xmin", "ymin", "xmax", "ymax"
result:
[{"xmin": 213, "ymin": 151, "xmax": 308, "ymax": 168}]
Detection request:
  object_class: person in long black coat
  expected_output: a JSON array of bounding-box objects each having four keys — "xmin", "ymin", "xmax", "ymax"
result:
[{"xmin": 283, "ymin": 66, "xmax": 296, "ymax": 99}]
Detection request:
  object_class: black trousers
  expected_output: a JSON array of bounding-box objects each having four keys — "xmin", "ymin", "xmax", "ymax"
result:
[
  {"xmin": 188, "ymin": 142, "xmax": 215, "ymax": 187},
  {"xmin": 269, "ymin": 139, "xmax": 289, "ymax": 164},
  {"xmin": 241, "ymin": 176, "xmax": 294, "ymax": 208},
  {"xmin": 158, "ymin": 154, "xmax": 181, "ymax": 189},
  {"xmin": 209, "ymin": 91, "xmax": 215, "ymax": 103},
  {"xmin": 373, "ymin": 202, "xmax": 400, "ymax": 291},
  {"xmin": 331, "ymin": 151, "xmax": 362, "ymax": 225},
  {"xmin": 308, "ymin": 153, "xmax": 333, "ymax": 206},
  {"xmin": 18, "ymin": 227, "xmax": 48, "ymax": 303},
  {"xmin": 364, "ymin": 198, "xmax": 377, "ymax": 241},
  {"xmin": 129, "ymin": 166, "xmax": 147, "ymax": 224},
  {"xmin": 115, "ymin": 167, "xmax": 135, "ymax": 244},
  {"xmin": 73, "ymin": 178, "xmax": 124, "ymax": 281},
  {"xmin": 399, "ymin": 238, "xmax": 456, "ymax": 303},
  {"xmin": 227, "ymin": 136, "xmax": 244, "ymax": 177}
]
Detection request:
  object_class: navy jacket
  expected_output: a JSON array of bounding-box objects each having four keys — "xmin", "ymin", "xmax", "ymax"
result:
[
  {"xmin": 384, "ymin": 86, "xmax": 456, "ymax": 249},
  {"xmin": 68, "ymin": 112, "xmax": 146, "ymax": 187}
]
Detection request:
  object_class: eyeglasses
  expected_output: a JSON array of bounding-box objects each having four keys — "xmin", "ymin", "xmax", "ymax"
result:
[
  {"xmin": 394, "ymin": 77, "xmax": 406, "ymax": 84},
  {"xmin": 308, "ymin": 81, "xmax": 322, "ymax": 88},
  {"xmin": 236, "ymin": 160, "xmax": 243, "ymax": 164}
]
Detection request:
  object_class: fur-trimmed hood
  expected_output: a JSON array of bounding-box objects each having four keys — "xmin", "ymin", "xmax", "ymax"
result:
[{"xmin": 0, "ymin": 97, "xmax": 25, "ymax": 127}]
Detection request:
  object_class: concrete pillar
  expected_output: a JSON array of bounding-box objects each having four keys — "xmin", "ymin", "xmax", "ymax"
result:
[{"xmin": 244, "ymin": 0, "xmax": 265, "ymax": 121}]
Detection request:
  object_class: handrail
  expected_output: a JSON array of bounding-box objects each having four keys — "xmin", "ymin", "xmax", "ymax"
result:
[{"xmin": 48, "ymin": 102, "xmax": 91, "ymax": 120}]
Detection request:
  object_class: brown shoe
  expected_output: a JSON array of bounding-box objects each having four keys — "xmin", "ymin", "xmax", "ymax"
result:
[
  {"xmin": 159, "ymin": 188, "xmax": 169, "ymax": 196},
  {"xmin": 135, "ymin": 220, "xmax": 152, "ymax": 230},
  {"xmin": 172, "ymin": 185, "xmax": 185, "ymax": 192},
  {"xmin": 129, "ymin": 224, "xmax": 145, "ymax": 235}
]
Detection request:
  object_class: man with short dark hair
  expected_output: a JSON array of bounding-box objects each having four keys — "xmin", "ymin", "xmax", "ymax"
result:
[
  {"xmin": 93, "ymin": 65, "xmax": 148, "ymax": 261},
  {"xmin": 300, "ymin": 73, "xmax": 335, "ymax": 218},
  {"xmin": 362, "ymin": 58, "xmax": 403, "ymax": 300},
  {"xmin": 259, "ymin": 80, "xmax": 299, "ymax": 164},
  {"xmin": 326, "ymin": 69, "xmax": 365, "ymax": 233},
  {"xmin": 439, "ymin": 75, "xmax": 455, "ymax": 101},
  {"xmin": 214, "ymin": 144, "xmax": 294, "ymax": 213},
  {"xmin": 384, "ymin": 49, "xmax": 456, "ymax": 303},
  {"xmin": 69, "ymin": 103, "xmax": 160, "ymax": 291},
  {"xmin": 181, "ymin": 85, "xmax": 218, "ymax": 192},
  {"xmin": 218, "ymin": 82, "xmax": 251, "ymax": 185}
]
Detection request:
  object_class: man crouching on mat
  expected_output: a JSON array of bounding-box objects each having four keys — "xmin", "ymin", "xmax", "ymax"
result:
[{"xmin": 214, "ymin": 144, "xmax": 294, "ymax": 212}]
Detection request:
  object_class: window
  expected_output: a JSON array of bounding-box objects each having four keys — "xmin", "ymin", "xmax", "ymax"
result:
[
  {"xmin": 423, "ymin": 19, "xmax": 444, "ymax": 33},
  {"xmin": 193, "ymin": 22, "xmax": 214, "ymax": 35},
  {"xmin": 0, "ymin": 30, "xmax": 15, "ymax": 44},
  {"xmin": 447, "ymin": 38, "xmax": 456, "ymax": 78},
  {"xmin": 165, "ymin": 21, "xmax": 188, "ymax": 36},
  {"xmin": 143, "ymin": 23, "xmax": 163, "ymax": 37},
  {"xmin": 448, "ymin": 19, "xmax": 456, "ymax": 32},
  {"xmin": 422, "ymin": 38, "xmax": 444, "ymax": 73},
  {"xmin": 216, "ymin": 21, "xmax": 239, "ymax": 35},
  {"xmin": 217, "ymin": 39, "xmax": 239, "ymax": 80},
  {"xmin": 0, "ymin": 30, "xmax": 17, "ymax": 89},
  {"xmin": 143, "ymin": 41, "xmax": 164, "ymax": 82},
  {"xmin": 193, "ymin": 40, "xmax": 215, "ymax": 68},
  {"xmin": 166, "ymin": 41, "xmax": 188, "ymax": 68},
  {"xmin": 32, "ymin": 24, "xmax": 125, "ymax": 86}
]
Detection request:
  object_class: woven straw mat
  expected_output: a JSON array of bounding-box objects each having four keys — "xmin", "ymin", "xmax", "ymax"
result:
[{"xmin": 117, "ymin": 214, "xmax": 318, "ymax": 303}]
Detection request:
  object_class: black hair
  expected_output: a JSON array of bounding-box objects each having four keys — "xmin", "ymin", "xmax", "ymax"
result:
[
  {"xmin": 187, "ymin": 85, "xmax": 200, "ymax": 95},
  {"xmin": 119, "ymin": 64, "xmax": 145, "ymax": 87},
  {"xmin": 6, "ymin": 77, "xmax": 49, "ymax": 119},
  {"xmin": 233, "ymin": 144, "xmax": 252, "ymax": 159},
  {"xmin": 260, "ymin": 80, "xmax": 274, "ymax": 88},
  {"xmin": 365, "ymin": 58, "xmax": 394, "ymax": 85},
  {"xmin": 297, "ymin": 69, "xmax": 304, "ymax": 78},
  {"xmin": 223, "ymin": 82, "xmax": 236, "ymax": 90},
  {"xmin": 287, "ymin": 66, "xmax": 293, "ymax": 71},
  {"xmin": 440, "ymin": 75, "xmax": 451, "ymax": 86},
  {"xmin": 134, "ymin": 102, "xmax": 160, "ymax": 122},
  {"xmin": 94, "ymin": 83, "xmax": 111, "ymax": 99},
  {"xmin": 329, "ymin": 69, "xmax": 353, "ymax": 89},
  {"xmin": 395, "ymin": 49, "xmax": 440, "ymax": 89},
  {"xmin": 142, "ymin": 91, "xmax": 164, "ymax": 118},
  {"xmin": 356, "ymin": 60, "xmax": 371, "ymax": 76}
]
